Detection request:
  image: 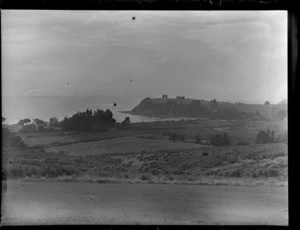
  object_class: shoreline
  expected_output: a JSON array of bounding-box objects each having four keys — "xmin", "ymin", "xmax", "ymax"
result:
[{"xmin": 120, "ymin": 110, "xmax": 207, "ymax": 120}]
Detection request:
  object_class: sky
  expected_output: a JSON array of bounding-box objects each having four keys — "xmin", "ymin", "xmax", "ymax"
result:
[{"xmin": 2, "ymin": 10, "xmax": 287, "ymax": 104}]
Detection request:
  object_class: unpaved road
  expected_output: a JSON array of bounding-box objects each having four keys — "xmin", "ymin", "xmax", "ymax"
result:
[{"xmin": 1, "ymin": 181, "xmax": 288, "ymax": 225}]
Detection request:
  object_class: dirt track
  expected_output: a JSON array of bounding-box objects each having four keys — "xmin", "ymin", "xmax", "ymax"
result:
[{"xmin": 2, "ymin": 181, "xmax": 288, "ymax": 225}]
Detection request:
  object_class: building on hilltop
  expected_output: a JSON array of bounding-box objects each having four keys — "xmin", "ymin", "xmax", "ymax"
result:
[{"xmin": 162, "ymin": 94, "xmax": 168, "ymax": 99}]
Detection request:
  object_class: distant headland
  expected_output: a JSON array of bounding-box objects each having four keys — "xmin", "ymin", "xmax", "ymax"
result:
[{"xmin": 123, "ymin": 95, "xmax": 287, "ymax": 121}]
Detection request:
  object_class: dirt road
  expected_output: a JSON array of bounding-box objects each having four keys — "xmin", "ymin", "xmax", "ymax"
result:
[{"xmin": 2, "ymin": 181, "xmax": 288, "ymax": 225}]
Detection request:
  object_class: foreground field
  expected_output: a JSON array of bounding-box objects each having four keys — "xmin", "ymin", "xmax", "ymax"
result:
[
  {"xmin": 3, "ymin": 142, "xmax": 287, "ymax": 186},
  {"xmin": 3, "ymin": 119, "xmax": 287, "ymax": 186},
  {"xmin": 2, "ymin": 181, "xmax": 288, "ymax": 225}
]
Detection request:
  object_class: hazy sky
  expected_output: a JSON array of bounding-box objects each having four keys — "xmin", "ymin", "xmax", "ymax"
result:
[{"xmin": 2, "ymin": 10, "xmax": 287, "ymax": 104}]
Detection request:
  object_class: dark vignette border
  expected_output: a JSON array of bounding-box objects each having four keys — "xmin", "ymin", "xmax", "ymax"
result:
[
  {"xmin": 0, "ymin": 0, "xmax": 299, "ymax": 230},
  {"xmin": 0, "ymin": 0, "xmax": 294, "ymax": 10}
]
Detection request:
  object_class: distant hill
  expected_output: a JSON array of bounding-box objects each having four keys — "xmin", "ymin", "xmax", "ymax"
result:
[{"xmin": 128, "ymin": 97, "xmax": 287, "ymax": 120}]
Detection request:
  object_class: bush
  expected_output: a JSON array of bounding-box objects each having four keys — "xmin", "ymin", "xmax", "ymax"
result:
[
  {"xmin": 202, "ymin": 152, "xmax": 208, "ymax": 156},
  {"xmin": 255, "ymin": 128, "xmax": 278, "ymax": 144}
]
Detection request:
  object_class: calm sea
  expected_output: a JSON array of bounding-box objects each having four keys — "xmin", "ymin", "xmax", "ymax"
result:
[{"xmin": 2, "ymin": 96, "xmax": 197, "ymax": 125}]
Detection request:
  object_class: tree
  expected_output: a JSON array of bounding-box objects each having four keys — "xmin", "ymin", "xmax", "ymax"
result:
[
  {"xmin": 61, "ymin": 108, "xmax": 116, "ymax": 131},
  {"xmin": 33, "ymin": 119, "xmax": 46, "ymax": 125},
  {"xmin": 17, "ymin": 118, "xmax": 31, "ymax": 126},
  {"xmin": 264, "ymin": 101, "xmax": 271, "ymax": 105},
  {"xmin": 255, "ymin": 129, "xmax": 276, "ymax": 144},
  {"xmin": 121, "ymin": 117, "xmax": 131, "ymax": 129},
  {"xmin": 49, "ymin": 117, "xmax": 59, "ymax": 127},
  {"xmin": 2, "ymin": 117, "xmax": 6, "ymax": 123}
]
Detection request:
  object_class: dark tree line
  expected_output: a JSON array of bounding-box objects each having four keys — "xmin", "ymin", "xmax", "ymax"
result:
[
  {"xmin": 61, "ymin": 109, "xmax": 116, "ymax": 131},
  {"xmin": 210, "ymin": 132, "xmax": 231, "ymax": 146},
  {"xmin": 255, "ymin": 129, "xmax": 287, "ymax": 144}
]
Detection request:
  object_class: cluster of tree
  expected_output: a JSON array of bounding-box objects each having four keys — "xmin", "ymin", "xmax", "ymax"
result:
[
  {"xmin": 17, "ymin": 118, "xmax": 31, "ymax": 126},
  {"xmin": 49, "ymin": 117, "xmax": 59, "ymax": 127},
  {"xmin": 33, "ymin": 118, "xmax": 47, "ymax": 126},
  {"xmin": 255, "ymin": 129, "xmax": 287, "ymax": 144},
  {"xmin": 210, "ymin": 132, "xmax": 231, "ymax": 146},
  {"xmin": 18, "ymin": 118, "xmax": 48, "ymax": 133},
  {"xmin": 19, "ymin": 124, "xmax": 38, "ymax": 133},
  {"xmin": 61, "ymin": 109, "xmax": 116, "ymax": 132},
  {"xmin": 169, "ymin": 132, "xmax": 185, "ymax": 141}
]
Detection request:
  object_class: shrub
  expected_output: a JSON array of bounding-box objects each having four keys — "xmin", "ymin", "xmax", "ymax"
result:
[{"xmin": 202, "ymin": 152, "xmax": 208, "ymax": 156}]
